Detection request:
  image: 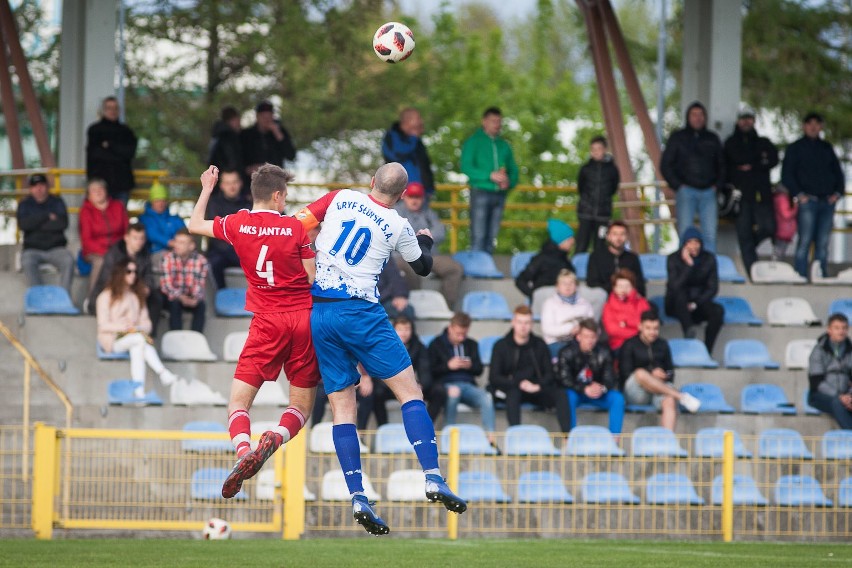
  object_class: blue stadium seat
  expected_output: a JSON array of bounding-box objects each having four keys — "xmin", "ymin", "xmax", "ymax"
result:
[
  {"xmin": 192, "ymin": 467, "xmax": 247, "ymax": 500},
  {"xmin": 505, "ymin": 425, "xmax": 560, "ymax": 456},
  {"xmin": 758, "ymin": 428, "xmax": 813, "ymax": 460},
  {"xmin": 181, "ymin": 421, "xmax": 233, "ymax": 453},
  {"xmin": 564, "ymin": 425, "xmax": 625, "ymax": 457},
  {"xmin": 631, "ymin": 426, "xmax": 688, "ymax": 458},
  {"xmin": 838, "ymin": 478, "xmax": 852, "ymax": 508},
  {"xmin": 741, "ymin": 384, "xmax": 796, "ymax": 415},
  {"xmin": 107, "ymin": 379, "xmax": 163, "ymax": 406},
  {"xmin": 24, "ymin": 285, "xmax": 80, "ymax": 315},
  {"xmin": 723, "ymin": 339, "xmax": 779, "ymax": 369},
  {"xmin": 452, "ymin": 251, "xmax": 504, "ymax": 278},
  {"xmin": 711, "ymin": 475, "xmax": 768, "ymax": 506},
  {"xmin": 803, "ymin": 388, "xmax": 822, "ymax": 416},
  {"xmin": 679, "ymin": 383, "xmax": 735, "ymax": 413},
  {"xmin": 822, "ymin": 430, "xmax": 852, "ymax": 460},
  {"xmin": 374, "ymin": 423, "xmax": 414, "ymax": 454},
  {"xmin": 669, "ymin": 339, "xmax": 719, "ymax": 368},
  {"xmin": 639, "ymin": 254, "xmax": 667, "ymax": 281},
  {"xmin": 645, "ymin": 473, "xmax": 704, "ymax": 505},
  {"xmin": 510, "ymin": 251, "xmax": 536, "ymax": 279},
  {"xmin": 461, "ymin": 291, "xmax": 513, "ymax": 320},
  {"xmin": 581, "ymin": 472, "xmax": 639, "ymax": 504},
  {"xmin": 458, "ymin": 471, "xmax": 511, "ymax": 503},
  {"xmin": 97, "ymin": 342, "xmax": 129, "ymax": 360},
  {"xmin": 215, "ymin": 288, "xmax": 252, "ymax": 317},
  {"xmin": 694, "ymin": 428, "xmax": 752, "ymax": 458},
  {"xmin": 572, "ymin": 252, "xmax": 589, "ymax": 280},
  {"xmin": 828, "ymin": 298, "xmax": 852, "ymax": 321},
  {"xmin": 440, "ymin": 424, "xmax": 497, "ymax": 455},
  {"xmin": 774, "ymin": 475, "xmax": 831, "ymax": 507},
  {"xmin": 625, "ymin": 403, "xmax": 656, "ymax": 414},
  {"xmin": 648, "ymin": 296, "xmax": 677, "ymax": 324},
  {"xmin": 716, "ymin": 296, "xmax": 763, "ymax": 326},
  {"xmin": 517, "ymin": 471, "xmax": 573, "ymax": 503},
  {"xmin": 477, "ymin": 335, "xmax": 502, "ymax": 365},
  {"xmin": 716, "ymin": 254, "xmax": 746, "ymax": 283}
]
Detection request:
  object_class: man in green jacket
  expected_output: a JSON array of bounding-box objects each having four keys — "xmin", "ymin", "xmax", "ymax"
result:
[{"xmin": 461, "ymin": 107, "xmax": 519, "ymax": 253}]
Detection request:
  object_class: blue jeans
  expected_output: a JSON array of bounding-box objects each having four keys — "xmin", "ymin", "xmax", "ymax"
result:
[
  {"xmin": 676, "ymin": 185, "xmax": 718, "ymax": 253},
  {"xmin": 566, "ymin": 389, "xmax": 625, "ymax": 434},
  {"xmin": 444, "ymin": 381, "xmax": 496, "ymax": 432},
  {"xmin": 808, "ymin": 390, "xmax": 852, "ymax": 430},
  {"xmin": 470, "ymin": 188, "xmax": 507, "ymax": 253},
  {"xmin": 794, "ymin": 198, "xmax": 836, "ymax": 277}
]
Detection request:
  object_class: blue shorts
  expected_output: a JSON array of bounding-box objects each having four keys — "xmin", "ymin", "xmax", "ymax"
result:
[{"xmin": 310, "ymin": 299, "xmax": 412, "ymax": 394}]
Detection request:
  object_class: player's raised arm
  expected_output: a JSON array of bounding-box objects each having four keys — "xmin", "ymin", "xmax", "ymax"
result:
[
  {"xmin": 400, "ymin": 225, "xmax": 434, "ymax": 277},
  {"xmin": 188, "ymin": 166, "xmax": 218, "ymax": 238}
]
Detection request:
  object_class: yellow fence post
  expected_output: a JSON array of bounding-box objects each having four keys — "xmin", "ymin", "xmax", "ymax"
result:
[
  {"xmin": 283, "ymin": 430, "xmax": 307, "ymax": 540},
  {"xmin": 446, "ymin": 427, "xmax": 460, "ymax": 541},
  {"xmin": 32, "ymin": 422, "xmax": 57, "ymax": 540},
  {"xmin": 449, "ymin": 188, "xmax": 459, "ymax": 254},
  {"xmin": 721, "ymin": 430, "xmax": 734, "ymax": 542}
]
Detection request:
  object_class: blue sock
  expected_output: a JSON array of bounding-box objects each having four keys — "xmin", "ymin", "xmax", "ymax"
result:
[
  {"xmin": 401, "ymin": 400, "xmax": 440, "ymax": 473},
  {"xmin": 332, "ymin": 423, "xmax": 363, "ymax": 495}
]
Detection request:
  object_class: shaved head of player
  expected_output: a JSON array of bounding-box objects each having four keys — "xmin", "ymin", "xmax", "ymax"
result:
[{"xmin": 371, "ymin": 162, "xmax": 409, "ymax": 201}]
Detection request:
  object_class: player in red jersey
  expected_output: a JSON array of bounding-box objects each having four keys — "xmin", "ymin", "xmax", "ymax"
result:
[{"xmin": 189, "ymin": 163, "xmax": 320, "ymax": 498}]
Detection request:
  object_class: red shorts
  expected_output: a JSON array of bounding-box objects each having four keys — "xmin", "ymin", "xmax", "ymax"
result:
[{"xmin": 234, "ymin": 309, "xmax": 321, "ymax": 389}]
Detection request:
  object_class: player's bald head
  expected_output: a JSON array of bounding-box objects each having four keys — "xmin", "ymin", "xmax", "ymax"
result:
[{"xmin": 373, "ymin": 162, "xmax": 408, "ymax": 198}]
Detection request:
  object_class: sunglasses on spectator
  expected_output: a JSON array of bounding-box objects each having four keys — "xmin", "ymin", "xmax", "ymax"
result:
[{"xmin": 126, "ymin": 268, "xmax": 137, "ymax": 274}]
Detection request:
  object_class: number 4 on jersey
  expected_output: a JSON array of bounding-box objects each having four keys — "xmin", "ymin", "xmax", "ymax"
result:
[{"xmin": 256, "ymin": 245, "xmax": 274, "ymax": 285}]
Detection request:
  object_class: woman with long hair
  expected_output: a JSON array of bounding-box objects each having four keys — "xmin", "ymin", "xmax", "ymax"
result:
[{"xmin": 602, "ymin": 268, "xmax": 650, "ymax": 352}]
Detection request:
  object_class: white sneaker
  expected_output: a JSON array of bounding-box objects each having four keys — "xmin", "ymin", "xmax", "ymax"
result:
[
  {"xmin": 133, "ymin": 385, "xmax": 146, "ymax": 399},
  {"xmin": 680, "ymin": 392, "xmax": 702, "ymax": 413},
  {"xmin": 159, "ymin": 369, "xmax": 178, "ymax": 386}
]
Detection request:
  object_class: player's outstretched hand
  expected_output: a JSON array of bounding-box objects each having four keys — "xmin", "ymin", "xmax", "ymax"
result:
[
  {"xmin": 200, "ymin": 166, "xmax": 219, "ymax": 193},
  {"xmin": 416, "ymin": 228, "xmax": 433, "ymax": 239}
]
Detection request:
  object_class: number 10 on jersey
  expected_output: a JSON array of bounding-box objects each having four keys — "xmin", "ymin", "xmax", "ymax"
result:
[{"xmin": 330, "ymin": 219, "xmax": 372, "ymax": 265}]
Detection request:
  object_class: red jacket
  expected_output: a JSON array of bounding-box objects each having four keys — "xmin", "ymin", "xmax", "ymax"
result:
[
  {"xmin": 79, "ymin": 198, "xmax": 129, "ymax": 257},
  {"xmin": 602, "ymin": 289, "xmax": 650, "ymax": 351}
]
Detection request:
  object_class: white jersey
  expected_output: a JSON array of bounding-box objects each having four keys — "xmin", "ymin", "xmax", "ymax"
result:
[{"xmin": 305, "ymin": 189, "xmax": 422, "ymax": 302}]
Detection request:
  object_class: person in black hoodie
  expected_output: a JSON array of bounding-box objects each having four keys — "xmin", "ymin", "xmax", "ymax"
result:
[
  {"xmin": 660, "ymin": 101, "xmax": 725, "ymax": 253},
  {"xmin": 205, "ymin": 170, "xmax": 251, "ymax": 288},
  {"xmin": 515, "ymin": 218, "xmax": 576, "ymax": 299},
  {"xmin": 575, "ymin": 136, "xmax": 620, "ymax": 252},
  {"xmin": 241, "ymin": 101, "xmax": 296, "ymax": 181},
  {"xmin": 85, "ymin": 96, "xmax": 138, "ymax": 204},
  {"xmin": 724, "ymin": 109, "xmax": 779, "ymax": 277},
  {"xmin": 382, "ymin": 108, "xmax": 435, "ymax": 199},
  {"xmin": 208, "ymin": 106, "xmax": 244, "ymax": 193},
  {"xmin": 586, "ymin": 220, "xmax": 645, "ymax": 297},
  {"xmin": 664, "ymin": 227, "xmax": 725, "ymax": 353},
  {"xmin": 489, "ymin": 306, "xmax": 571, "ymax": 432}
]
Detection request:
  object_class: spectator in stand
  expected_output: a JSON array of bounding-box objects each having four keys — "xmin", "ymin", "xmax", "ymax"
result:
[
  {"xmin": 665, "ymin": 227, "xmax": 724, "ymax": 354},
  {"xmin": 575, "ymin": 136, "xmax": 620, "ymax": 253},
  {"xmin": 515, "ymin": 218, "xmax": 576, "ymax": 300},
  {"xmin": 160, "ymin": 229, "xmax": 208, "ymax": 333},
  {"xmin": 16, "ymin": 174, "xmax": 75, "ymax": 293},
  {"xmin": 620, "ymin": 310, "xmax": 701, "ymax": 431},
  {"xmin": 208, "ymin": 106, "xmax": 244, "ymax": 185},
  {"xmin": 394, "ymin": 181, "xmax": 463, "ymax": 308},
  {"xmin": 781, "ymin": 112, "xmax": 846, "ymax": 278},
  {"xmin": 205, "ymin": 169, "xmax": 251, "ymax": 289},
  {"xmin": 660, "ymin": 101, "xmax": 725, "ymax": 253},
  {"xmin": 586, "ymin": 220, "xmax": 646, "ymax": 297},
  {"xmin": 724, "ymin": 108, "xmax": 779, "ymax": 278},
  {"xmin": 79, "ymin": 178, "xmax": 129, "ymax": 294},
  {"xmin": 773, "ymin": 184, "xmax": 797, "ymax": 259},
  {"xmin": 808, "ymin": 313, "xmax": 852, "ymax": 429},
  {"xmin": 541, "ymin": 269, "xmax": 594, "ymax": 351},
  {"xmin": 241, "ymin": 100, "xmax": 296, "ymax": 182},
  {"xmin": 382, "ymin": 108, "xmax": 435, "ymax": 200},
  {"xmin": 489, "ymin": 306, "xmax": 571, "ymax": 433},
  {"xmin": 461, "ymin": 107, "xmax": 519, "ymax": 253},
  {"xmin": 556, "ymin": 318, "xmax": 625, "ymax": 436},
  {"xmin": 85, "ymin": 96, "xmax": 138, "ymax": 205},
  {"xmin": 601, "ymin": 268, "xmax": 650, "ymax": 353},
  {"xmin": 96, "ymin": 259, "xmax": 179, "ymax": 399},
  {"xmin": 139, "ymin": 182, "xmax": 185, "ymax": 265},
  {"xmin": 428, "ymin": 312, "xmax": 496, "ymax": 445},
  {"xmin": 87, "ymin": 224, "xmax": 163, "ymax": 337},
  {"xmin": 377, "ymin": 261, "xmax": 414, "ymax": 320}
]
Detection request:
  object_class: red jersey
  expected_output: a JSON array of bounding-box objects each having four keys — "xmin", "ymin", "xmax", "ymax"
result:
[{"xmin": 213, "ymin": 209, "xmax": 314, "ymax": 313}]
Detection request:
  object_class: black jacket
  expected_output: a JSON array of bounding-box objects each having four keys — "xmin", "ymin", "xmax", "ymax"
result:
[
  {"xmin": 577, "ymin": 157, "xmax": 620, "ymax": 221},
  {"xmin": 488, "ymin": 331, "xmax": 555, "ymax": 394},
  {"xmin": 16, "ymin": 195, "xmax": 69, "ymax": 251},
  {"xmin": 724, "ymin": 126, "xmax": 779, "ymax": 202},
  {"xmin": 87, "ymin": 239, "xmax": 155, "ymax": 314},
  {"xmin": 382, "ymin": 121, "xmax": 435, "ymax": 195},
  {"xmin": 556, "ymin": 340, "xmax": 616, "ymax": 393},
  {"xmin": 208, "ymin": 121, "xmax": 244, "ymax": 174},
  {"xmin": 586, "ymin": 246, "xmax": 645, "ymax": 297},
  {"xmin": 241, "ymin": 122, "xmax": 296, "ymax": 168},
  {"xmin": 428, "ymin": 329, "xmax": 483, "ymax": 386},
  {"xmin": 660, "ymin": 102, "xmax": 725, "ymax": 191},
  {"xmin": 86, "ymin": 118, "xmax": 138, "ymax": 198},
  {"xmin": 665, "ymin": 248, "xmax": 718, "ymax": 306},
  {"xmin": 781, "ymin": 135, "xmax": 845, "ymax": 199},
  {"xmin": 406, "ymin": 334, "xmax": 434, "ymax": 391},
  {"xmin": 205, "ymin": 193, "xmax": 251, "ymax": 254},
  {"xmin": 378, "ymin": 262, "xmax": 409, "ymax": 301},
  {"xmin": 515, "ymin": 239, "xmax": 576, "ymax": 298},
  {"xmin": 618, "ymin": 335, "xmax": 675, "ymax": 388}
]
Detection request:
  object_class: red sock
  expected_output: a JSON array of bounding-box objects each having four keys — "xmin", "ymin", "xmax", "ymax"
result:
[
  {"xmin": 274, "ymin": 407, "xmax": 306, "ymax": 443},
  {"xmin": 228, "ymin": 409, "xmax": 251, "ymax": 457}
]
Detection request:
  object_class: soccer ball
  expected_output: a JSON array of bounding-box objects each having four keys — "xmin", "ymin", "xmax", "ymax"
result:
[
  {"xmin": 202, "ymin": 517, "xmax": 231, "ymax": 540},
  {"xmin": 373, "ymin": 22, "xmax": 415, "ymax": 63}
]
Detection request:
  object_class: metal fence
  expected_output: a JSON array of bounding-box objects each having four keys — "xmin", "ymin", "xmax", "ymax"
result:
[{"xmin": 0, "ymin": 426, "xmax": 31, "ymax": 530}]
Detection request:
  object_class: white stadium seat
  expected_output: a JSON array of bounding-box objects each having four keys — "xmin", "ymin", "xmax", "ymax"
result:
[
  {"xmin": 223, "ymin": 331, "xmax": 249, "ymax": 362},
  {"xmin": 161, "ymin": 330, "xmax": 217, "ymax": 361},
  {"xmin": 785, "ymin": 339, "xmax": 818, "ymax": 369},
  {"xmin": 321, "ymin": 469, "xmax": 381, "ymax": 501},
  {"xmin": 408, "ymin": 289, "xmax": 455, "ymax": 320},
  {"xmin": 767, "ymin": 297, "xmax": 820, "ymax": 327},
  {"xmin": 750, "ymin": 261, "xmax": 807, "ymax": 284},
  {"xmin": 386, "ymin": 469, "xmax": 428, "ymax": 501},
  {"xmin": 309, "ymin": 422, "xmax": 368, "ymax": 454}
]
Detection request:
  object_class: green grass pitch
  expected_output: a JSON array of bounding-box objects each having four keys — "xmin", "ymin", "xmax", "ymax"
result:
[{"xmin": 2, "ymin": 539, "xmax": 850, "ymax": 568}]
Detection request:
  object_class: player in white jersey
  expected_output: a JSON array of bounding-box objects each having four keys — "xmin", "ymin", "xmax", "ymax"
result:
[{"xmin": 296, "ymin": 163, "xmax": 466, "ymax": 535}]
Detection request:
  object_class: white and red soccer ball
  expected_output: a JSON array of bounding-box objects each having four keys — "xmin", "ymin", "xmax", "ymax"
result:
[
  {"xmin": 373, "ymin": 22, "xmax": 415, "ymax": 63},
  {"xmin": 202, "ymin": 517, "xmax": 231, "ymax": 540}
]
